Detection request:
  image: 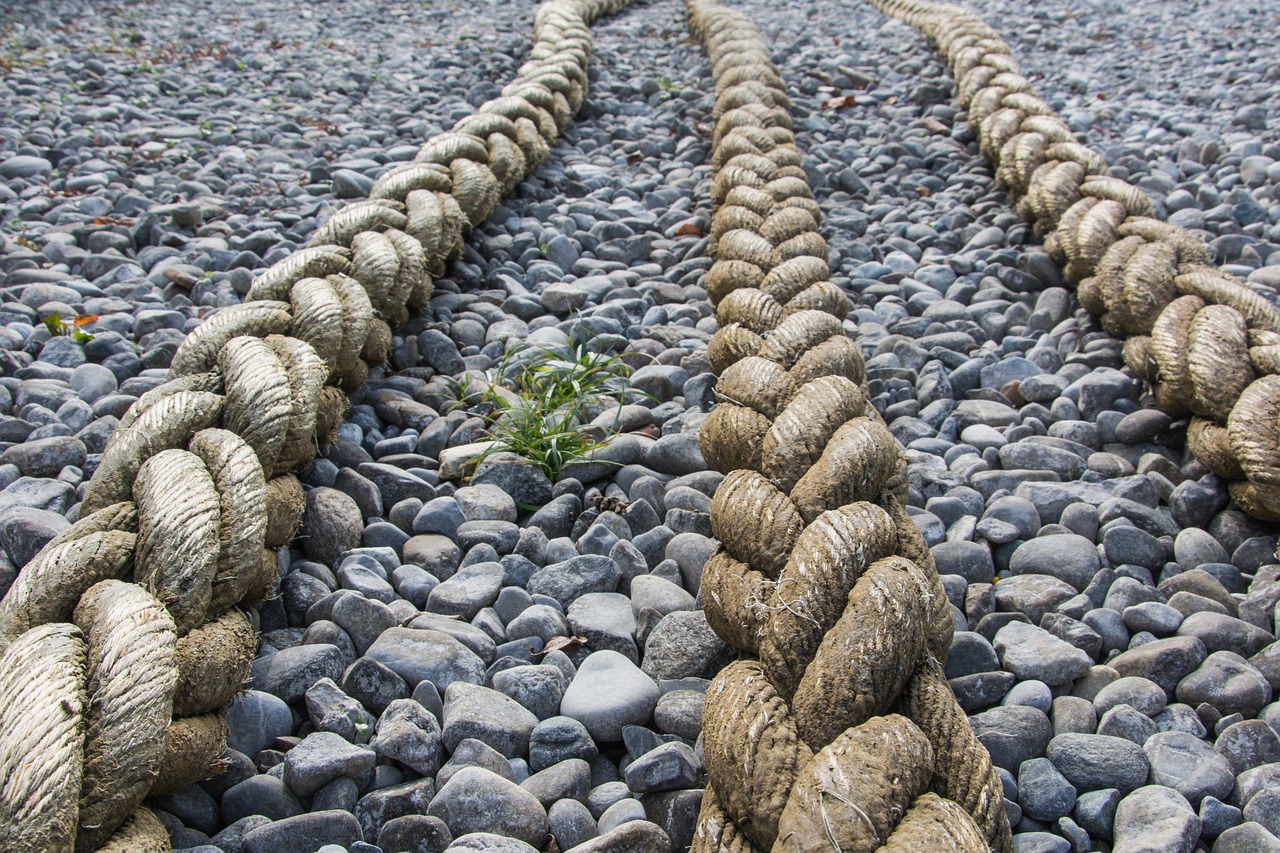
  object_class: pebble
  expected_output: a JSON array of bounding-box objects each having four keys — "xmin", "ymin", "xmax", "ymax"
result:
[
  {"xmin": 1, "ymin": 1, "xmax": 1274, "ymax": 851},
  {"xmin": 366, "ymin": 628, "xmax": 487, "ymax": 691},
  {"xmin": 1111, "ymin": 786, "xmax": 1201, "ymax": 853},
  {"xmin": 441, "ymin": 682, "xmax": 539, "ymax": 758},
  {"xmin": 640, "ymin": 610, "xmax": 735, "ymax": 681},
  {"xmin": 282, "ymin": 732, "xmax": 376, "ymax": 797},
  {"xmin": 1019, "ymin": 757, "xmax": 1078, "ymax": 822},
  {"xmin": 1177, "ymin": 652, "xmax": 1274, "ymax": 718},
  {"xmin": 1213, "ymin": 823, "xmax": 1280, "ymax": 853},
  {"xmin": 1143, "ymin": 731, "xmax": 1236, "ymax": 805},
  {"xmin": 560, "ymin": 651, "xmax": 660, "ymax": 742},
  {"xmin": 372, "ymin": 699, "xmax": 444, "ymax": 776},
  {"xmin": 241, "ymin": 810, "xmax": 364, "ymax": 853},
  {"xmin": 1046, "ymin": 734, "xmax": 1151, "ymax": 794},
  {"xmin": 994, "ymin": 622, "xmax": 1093, "ymax": 687},
  {"xmin": 970, "ymin": 704, "xmax": 1053, "ymax": 772},
  {"xmin": 427, "ymin": 767, "xmax": 549, "ymax": 848}
]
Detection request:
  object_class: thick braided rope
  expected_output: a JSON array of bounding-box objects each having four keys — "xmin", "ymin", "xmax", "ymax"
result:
[
  {"xmin": 0, "ymin": 1, "xmax": 630, "ymax": 848},
  {"xmin": 871, "ymin": 0, "xmax": 1280, "ymax": 523},
  {"xmin": 687, "ymin": 1, "xmax": 1011, "ymax": 851}
]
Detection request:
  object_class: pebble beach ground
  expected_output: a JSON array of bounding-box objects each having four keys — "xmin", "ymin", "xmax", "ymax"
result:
[{"xmin": 2, "ymin": 0, "xmax": 1279, "ymax": 851}]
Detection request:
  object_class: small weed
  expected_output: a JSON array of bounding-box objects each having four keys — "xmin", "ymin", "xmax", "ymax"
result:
[
  {"xmin": 42, "ymin": 312, "xmax": 97, "ymax": 344},
  {"xmin": 453, "ymin": 341, "xmax": 645, "ymax": 481},
  {"xmin": 658, "ymin": 77, "xmax": 679, "ymax": 92}
]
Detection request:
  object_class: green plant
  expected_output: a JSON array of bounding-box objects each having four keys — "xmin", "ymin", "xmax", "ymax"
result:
[
  {"xmin": 453, "ymin": 341, "xmax": 644, "ymax": 482},
  {"xmin": 658, "ymin": 77, "xmax": 679, "ymax": 92},
  {"xmin": 42, "ymin": 312, "xmax": 95, "ymax": 343}
]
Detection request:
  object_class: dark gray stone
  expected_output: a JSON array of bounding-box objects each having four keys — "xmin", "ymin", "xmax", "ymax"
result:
[
  {"xmin": 1047, "ymin": 734, "xmax": 1150, "ymax": 794},
  {"xmin": 969, "ymin": 704, "xmax": 1053, "ymax": 772},
  {"xmin": 241, "ymin": 810, "xmax": 364, "ymax": 853}
]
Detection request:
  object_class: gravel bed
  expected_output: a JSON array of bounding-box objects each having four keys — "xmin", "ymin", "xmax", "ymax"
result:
[{"xmin": 2, "ymin": 0, "xmax": 1280, "ymax": 851}]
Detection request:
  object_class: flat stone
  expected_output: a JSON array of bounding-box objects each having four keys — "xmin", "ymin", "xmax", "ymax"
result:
[
  {"xmin": 1009, "ymin": 534, "xmax": 1100, "ymax": 592},
  {"xmin": 629, "ymin": 575, "xmax": 695, "ymax": 616},
  {"xmin": 653, "ymin": 690, "xmax": 704, "ymax": 741},
  {"xmin": 282, "ymin": 732, "xmax": 376, "ymax": 797},
  {"xmin": 366, "ymin": 628, "xmax": 486, "ymax": 691},
  {"xmin": 931, "ymin": 540, "xmax": 995, "ymax": 584},
  {"xmin": 220, "ymin": 775, "xmax": 304, "ymax": 825},
  {"xmin": 568, "ymin": 592, "xmax": 638, "ymax": 661},
  {"xmin": 492, "ymin": 665, "xmax": 568, "ymax": 722},
  {"xmin": 548, "ymin": 799, "xmax": 596, "ymax": 850},
  {"xmin": 1047, "ymin": 734, "xmax": 1150, "ymax": 794},
  {"xmin": 249, "ymin": 644, "xmax": 347, "ymax": 704},
  {"xmin": 377, "ymin": 815, "xmax": 452, "ymax": 853},
  {"xmin": 436, "ymin": 739, "xmax": 515, "ymax": 791},
  {"xmin": 404, "ymin": 534, "xmax": 463, "ymax": 579},
  {"xmin": 306, "ymin": 677, "xmax": 376, "ymax": 743},
  {"xmin": 1099, "ymin": 704, "xmax": 1159, "ymax": 745},
  {"xmin": 527, "ymin": 555, "xmax": 622, "ymax": 609},
  {"xmin": 622, "ymin": 741, "xmax": 701, "ymax": 795},
  {"xmin": 472, "ymin": 453, "xmax": 554, "ymax": 508},
  {"xmin": 529, "ymin": 716, "xmax": 598, "ymax": 774},
  {"xmin": 455, "ymin": 483, "xmax": 518, "ymax": 523},
  {"xmin": 0, "ymin": 506, "xmax": 68, "ymax": 568},
  {"xmin": 301, "ymin": 487, "xmax": 364, "ymax": 566},
  {"xmin": 428, "ymin": 562, "xmax": 505, "ymax": 620},
  {"xmin": 1073, "ymin": 788, "xmax": 1120, "ymax": 841},
  {"xmin": 1216, "ymin": 720, "xmax": 1280, "ymax": 775},
  {"xmin": 241, "ymin": 810, "xmax": 363, "ymax": 853},
  {"xmin": 445, "ymin": 832, "xmax": 539, "ymax": 852},
  {"xmin": 1178, "ymin": 612, "xmax": 1273, "ymax": 657},
  {"xmin": 993, "ymin": 574, "xmax": 1078, "ymax": 623},
  {"xmin": 1094, "ymin": 677, "xmax": 1169, "ymax": 717},
  {"xmin": 994, "ymin": 622, "xmax": 1092, "ymax": 687},
  {"xmin": 1246, "ymin": 789, "xmax": 1280, "ymax": 838},
  {"xmin": 0, "ymin": 436, "xmax": 86, "ymax": 478},
  {"xmin": 442, "ymin": 682, "xmax": 539, "ymax": 758}
]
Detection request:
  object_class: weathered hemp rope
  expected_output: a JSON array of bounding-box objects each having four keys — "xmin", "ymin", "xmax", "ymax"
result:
[
  {"xmin": 0, "ymin": 0, "xmax": 629, "ymax": 848},
  {"xmin": 686, "ymin": 1, "xmax": 1012, "ymax": 850},
  {"xmin": 870, "ymin": 0, "xmax": 1280, "ymax": 523}
]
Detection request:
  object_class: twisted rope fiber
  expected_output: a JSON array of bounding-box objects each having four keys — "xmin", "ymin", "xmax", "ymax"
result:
[
  {"xmin": 686, "ymin": 1, "xmax": 1011, "ymax": 850},
  {"xmin": 0, "ymin": 0, "xmax": 631, "ymax": 848},
  {"xmin": 870, "ymin": 0, "xmax": 1280, "ymax": 523}
]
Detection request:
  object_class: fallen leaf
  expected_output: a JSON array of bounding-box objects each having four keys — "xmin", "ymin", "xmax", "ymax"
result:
[
  {"xmin": 532, "ymin": 636, "xmax": 589, "ymax": 657},
  {"xmin": 163, "ymin": 268, "xmax": 196, "ymax": 287},
  {"xmin": 822, "ymin": 95, "xmax": 859, "ymax": 111},
  {"xmin": 73, "ymin": 314, "xmax": 99, "ymax": 326},
  {"xmin": 675, "ymin": 223, "xmax": 703, "ymax": 237}
]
